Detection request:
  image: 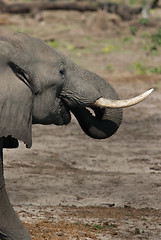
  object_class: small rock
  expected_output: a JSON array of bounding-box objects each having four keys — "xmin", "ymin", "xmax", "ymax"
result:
[{"xmin": 56, "ymin": 231, "xmax": 64, "ymax": 236}]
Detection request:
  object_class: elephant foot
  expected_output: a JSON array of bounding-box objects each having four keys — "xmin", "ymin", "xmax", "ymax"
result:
[{"xmin": 0, "ymin": 185, "xmax": 31, "ymax": 240}]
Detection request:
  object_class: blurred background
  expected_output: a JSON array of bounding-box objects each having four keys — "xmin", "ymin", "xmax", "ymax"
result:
[{"xmin": 0, "ymin": 0, "xmax": 161, "ymax": 78}]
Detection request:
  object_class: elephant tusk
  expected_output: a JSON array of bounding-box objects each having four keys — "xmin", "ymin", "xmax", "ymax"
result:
[{"xmin": 94, "ymin": 88, "xmax": 154, "ymax": 109}]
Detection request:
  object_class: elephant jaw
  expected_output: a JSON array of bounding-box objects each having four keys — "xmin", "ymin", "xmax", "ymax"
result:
[{"xmin": 56, "ymin": 100, "xmax": 71, "ymax": 125}]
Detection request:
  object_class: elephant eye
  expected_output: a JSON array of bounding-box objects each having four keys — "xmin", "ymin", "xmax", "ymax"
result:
[
  {"xmin": 59, "ymin": 64, "xmax": 65, "ymax": 79},
  {"xmin": 60, "ymin": 69, "xmax": 65, "ymax": 76}
]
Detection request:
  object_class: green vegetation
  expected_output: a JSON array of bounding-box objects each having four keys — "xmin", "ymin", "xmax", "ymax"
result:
[
  {"xmin": 131, "ymin": 62, "xmax": 161, "ymax": 75},
  {"xmin": 101, "ymin": 0, "xmax": 143, "ymax": 6},
  {"xmin": 152, "ymin": 28, "xmax": 161, "ymax": 45},
  {"xmin": 132, "ymin": 62, "xmax": 147, "ymax": 74},
  {"xmin": 122, "ymin": 36, "xmax": 133, "ymax": 42},
  {"xmin": 141, "ymin": 31, "xmax": 151, "ymax": 39},
  {"xmin": 91, "ymin": 223, "xmax": 117, "ymax": 233},
  {"xmin": 150, "ymin": 66, "xmax": 161, "ymax": 74},
  {"xmin": 7, "ymin": 25, "xmax": 32, "ymax": 34},
  {"xmin": 44, "ymin": 24, "xmax": 161, "ymax": 76},
  {"xmin": 130, "ymin": 26, "xmax": 137, "ymax": 36},
  {"xmin": 47, "ymin": 40, "xmax": 59, "ymax": 49},
  {"xmin": 74, "ymin": 221, "xmax": 117, "ymax": 233},
  {"xmin": 143, "ymin": 45, "xmax": 158, "ymax": 56},
  {"xmin": 101, "ymin": 45, "xmax": 114, "ymax": 53},
  {"xmin": 141, "ymin": 28, "xmax": 161, "ymax": 56},
  {"xmin": 140, "ymin": 18, "xmax": 149, "ymax": 25},
  {"xmin": 105, "ymin": 64, "xmax": 114, "ymax": 72},
  {"xmin": 92, "ymin": 224, "xmax": 105, "ymax": 230},
  {"xmin": 46, "ymin": 31, "xmax": 161, "ymax": 76}
]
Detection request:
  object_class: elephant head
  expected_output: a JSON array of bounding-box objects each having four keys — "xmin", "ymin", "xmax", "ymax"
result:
[{"xmin": 0, "ymin": 32, "xmax": 153, "ymax": 148}]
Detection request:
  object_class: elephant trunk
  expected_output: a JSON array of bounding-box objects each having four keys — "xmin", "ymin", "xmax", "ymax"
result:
[
  {"xmin": 62, "ymin": 63, "xmax": 153, "ymax": 139},
  {"xmin": 70, "ymin": 81, "xmax": 123, "ymax": 139},
  {"xmin": 71, "ymin": 107, "xmax": 122, "ymax": 139},
  {"xmin": 72, "ymin": 88, "xmax": 154, "ymax": 139}
]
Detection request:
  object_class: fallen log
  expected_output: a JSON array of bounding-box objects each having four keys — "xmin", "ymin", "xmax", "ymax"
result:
[{"xmin": 0, "ymin": 1, "xmax": 142, "ymax": 20}]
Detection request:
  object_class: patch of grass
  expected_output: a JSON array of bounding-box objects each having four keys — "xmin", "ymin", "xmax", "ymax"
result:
[
  {"xmin": 141, "ymin": 28, "xmax": 161, "ymax": 57},
  {"xmin": 129, "ymin": 0, "xmax": 138, "ymax": 5},
  {"xmin": 150, "ymin": 66, "xmax": 161, "ymax": 74},
  {"xmin": 131, "ymin": 61, "xmax": 161, "ymax": 75},
  {"xmin": 91, "ymin": 223, "xmax": 116, "ymax": 232},
  {"xmin": 92, "ymin": 224, "xmax": 105, "ymax": 230},
  {"xmin": 105, "ymin": 64, "xmax": 114, "ymax": 72},
  {"xmin": 7, "ymin": 26, "xmax": 32, "ymax": 34},
  {"xmin": 112, "ymin": 0, "xmax": 143, "ymax": 5},
  {"xmin": 143, "ymin": 45, "xmax": 159, "ymax": 56},
  {"xmin": 130, "ymin": 26, "xmax": 137, "ymax": 36},
  {"xmin": 132, "ymin": 62, "xmax": 147, "ymax": 74},
  {"xmin": 101, "ymin": 45, "xmax": 114, "ymax": 54},
  {"xmin": 103, "ymin": 222, "xmax": 117, "ymax": 228},
  {"xmin": 152, "ymin": 28, "xmax": 161, "ymax": 46},
  {"xmin": 141, "ymin": 31, "xmax": 151, "ymax": 39},
  {"xmin": 140, "ymin": 18, "xmax": 149, "ymax": 25},
  {"xmin": 67, "ymin": 45, "xmax": 77, "ymax": 51},
  {"xmin": 47, "ymin": 40, "xmax": 59, "ymax": 49},
  {"xmin": 122, "ymin": 36, "xmax": 133, "ymax": 42},
  {"xmin": 87, "ymin": 35, "xmax": 93, "ymax": 40}
]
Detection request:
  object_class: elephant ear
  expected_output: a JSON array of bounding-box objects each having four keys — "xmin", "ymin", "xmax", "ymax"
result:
[{"xmin": 0, "ymin": 38, "xmax": 33, "ymax": 148}]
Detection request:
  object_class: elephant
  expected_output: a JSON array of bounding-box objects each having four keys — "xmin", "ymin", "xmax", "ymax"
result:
[{"xmin": 0, "ymin": 31, "xmax": 153, "ymax": 240}]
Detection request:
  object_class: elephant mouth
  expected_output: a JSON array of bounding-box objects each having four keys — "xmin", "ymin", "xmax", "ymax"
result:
[{"xmin": 54, "ymin": 99, "xmax": 71, "ymax": 126}]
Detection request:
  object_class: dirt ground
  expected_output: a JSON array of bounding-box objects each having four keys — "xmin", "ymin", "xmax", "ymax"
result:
[{"xmin": 0, "ymin": 6, "xmax": 161, "ymax": 240}]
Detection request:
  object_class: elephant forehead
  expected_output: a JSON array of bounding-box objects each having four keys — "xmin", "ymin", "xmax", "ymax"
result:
[
  {"xmin": 4, "ymin": 32, "xmax": 63, "ymax": 65},
  {"xmin": 25, "ymin": 39, "xmax": 61, "ymax": 60}
]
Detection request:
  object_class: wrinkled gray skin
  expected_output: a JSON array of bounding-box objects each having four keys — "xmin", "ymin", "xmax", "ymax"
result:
[{"xmin": 0, "ymin": 32, "xmax": 122, "ymax": 239}]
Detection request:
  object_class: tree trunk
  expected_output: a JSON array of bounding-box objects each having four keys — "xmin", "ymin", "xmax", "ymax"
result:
[
  {"xmin": 0, "ymin": 0, "xmax": 142, "ymax": 20},
  {"xmin": 141, "ymin": 0, "xmax": 151, "ymax": 19}
]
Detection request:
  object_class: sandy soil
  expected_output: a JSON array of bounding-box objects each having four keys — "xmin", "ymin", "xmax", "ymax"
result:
[{"xmin": 0, "ymin": 7, "xmax": 161, "ymax": 240}]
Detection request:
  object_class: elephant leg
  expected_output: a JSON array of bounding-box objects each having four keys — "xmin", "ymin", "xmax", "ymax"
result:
[{"xmin": 0, "ymin": 142, "xmax": 31, "ymax": 240}]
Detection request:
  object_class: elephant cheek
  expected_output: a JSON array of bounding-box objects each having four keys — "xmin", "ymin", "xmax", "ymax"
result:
[
  {"xmin": 32, "ymin": 98, "xmax": 71, "ymax": 125},
  {"xmin": 32, "ymin": 93, "xmax": 55, "ymax": 124}
]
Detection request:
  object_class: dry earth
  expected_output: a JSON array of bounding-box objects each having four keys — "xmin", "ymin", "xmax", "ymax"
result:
[{"xmin": 0, "ymin": 6, "xmax": 161, "ymax": 240}]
